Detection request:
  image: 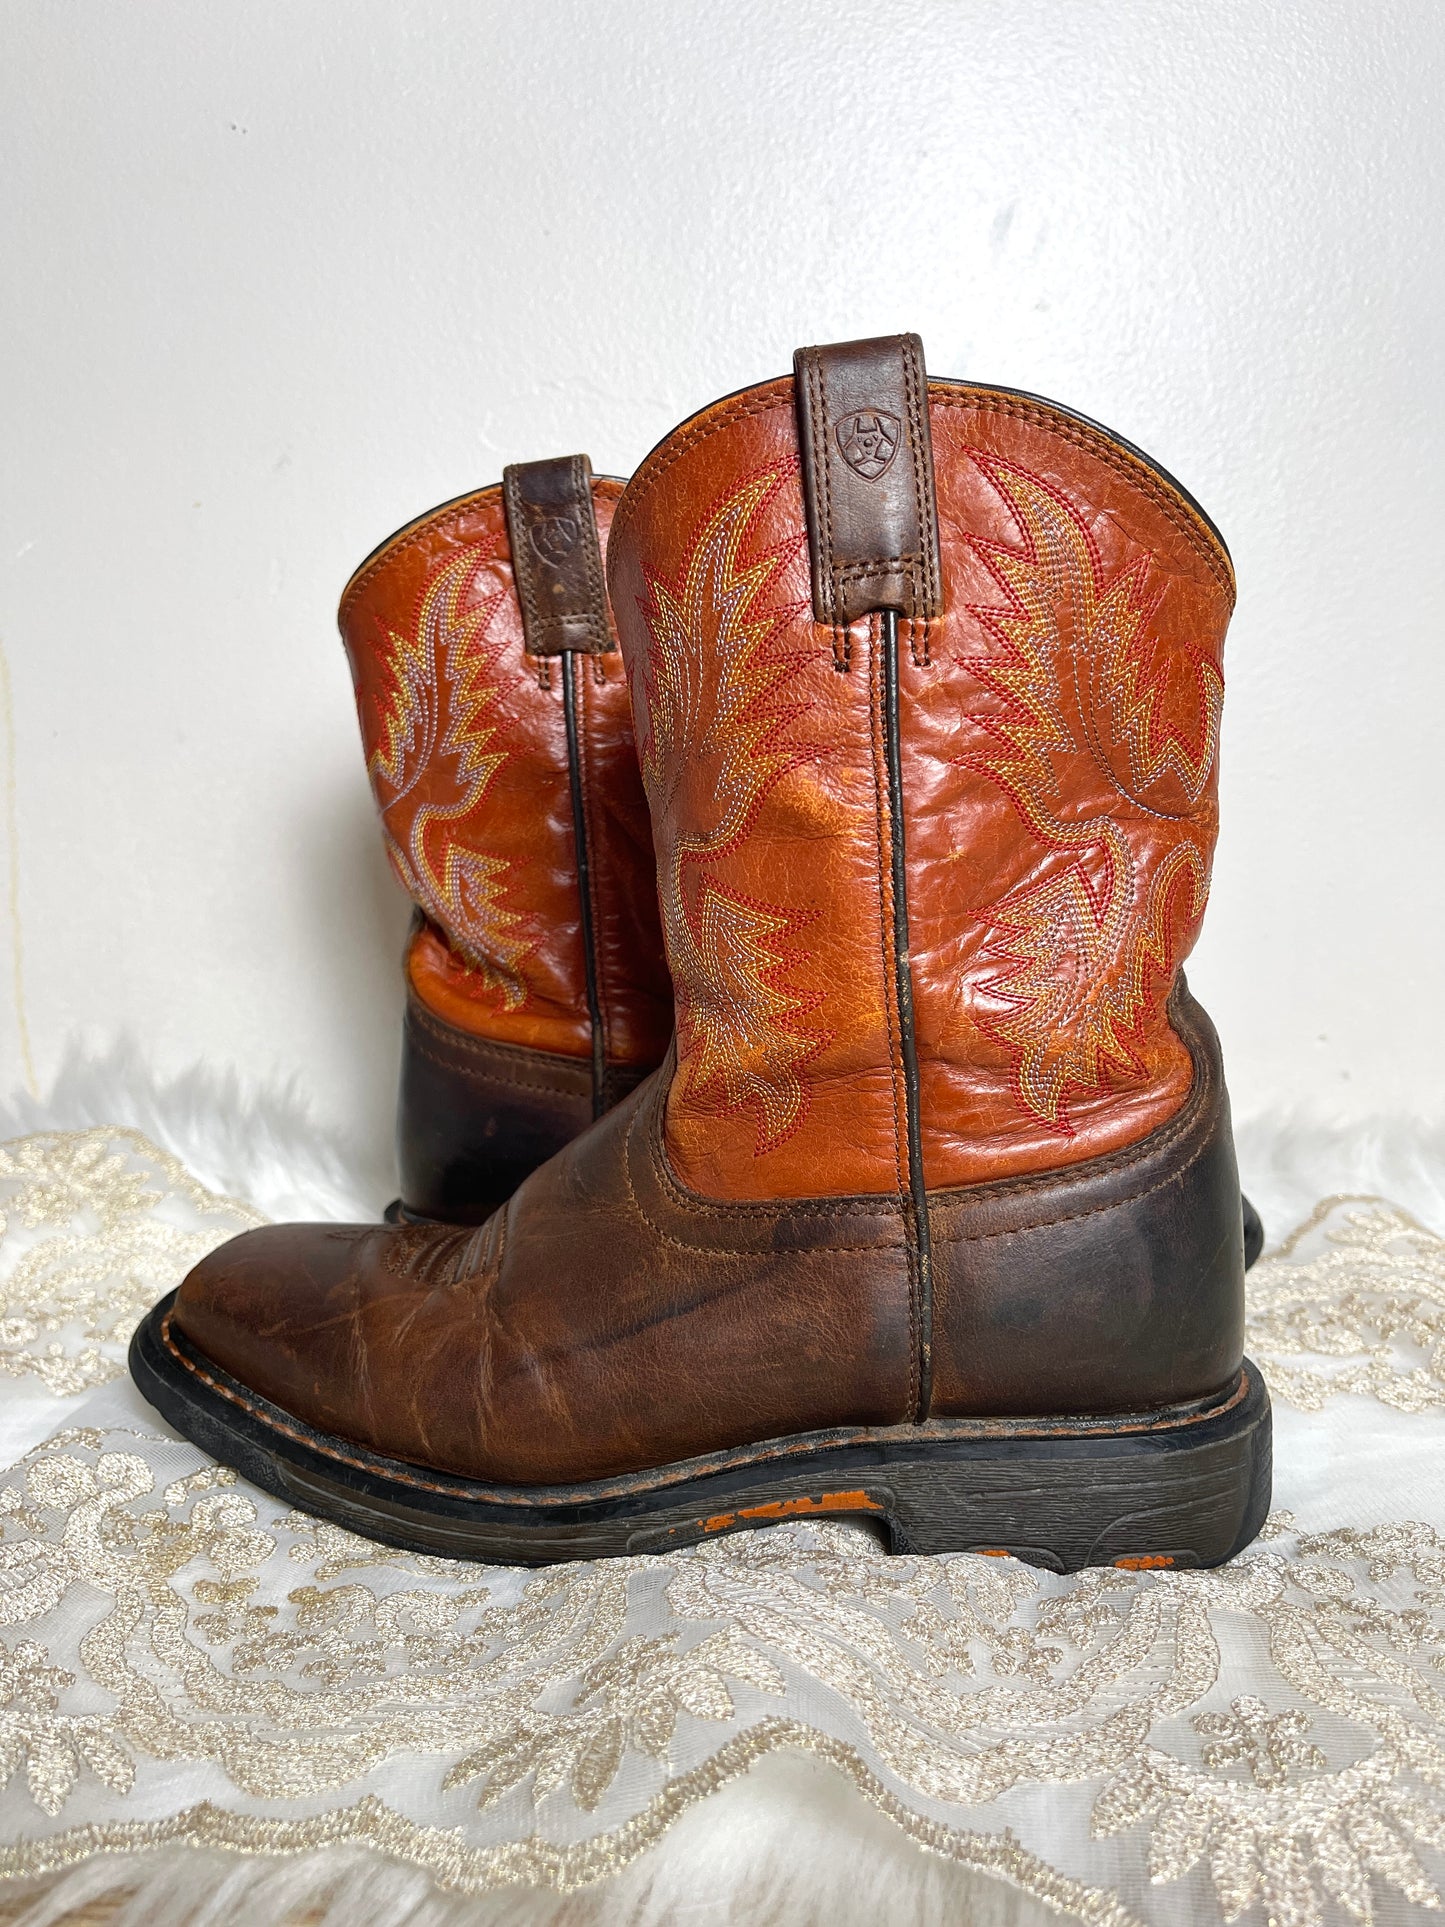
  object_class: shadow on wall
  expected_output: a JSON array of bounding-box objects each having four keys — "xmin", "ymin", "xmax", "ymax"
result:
[
  {"xmin": 293, "ymin": 771, "xmax": 413, "ymax": 1191},
  {"xmin": 0, "ymin": 777, "xmax": 411, "ymax": 1223}
]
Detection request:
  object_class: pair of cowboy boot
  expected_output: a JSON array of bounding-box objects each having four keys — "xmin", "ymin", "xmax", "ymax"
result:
[{"xmin": 132, "ymin": 336, "xmax": 1272, "ymax": 1572}]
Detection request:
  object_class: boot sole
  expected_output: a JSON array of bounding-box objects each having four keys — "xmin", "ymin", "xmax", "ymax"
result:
[{"xmin": 131, "ymin": 1293, "xmax": 1271, "ymax": 1570}]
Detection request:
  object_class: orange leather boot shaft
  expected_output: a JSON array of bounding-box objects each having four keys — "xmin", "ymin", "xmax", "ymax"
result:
[
  {"xmin": 339, "ymin": 470, "xmax": 671, "ymax": 1076},
  {"xmin": 606, "ymin": 359, "xmax": 1234, "ymax": 1200}
]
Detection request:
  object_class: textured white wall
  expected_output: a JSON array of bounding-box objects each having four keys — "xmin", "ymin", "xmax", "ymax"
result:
[{"xmin": 1, "ymin": 0, "xmax": 1441, "ymax": 1177}]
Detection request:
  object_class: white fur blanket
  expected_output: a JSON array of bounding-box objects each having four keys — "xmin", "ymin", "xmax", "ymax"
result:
[{"xmin": 1, "ymin": 1051, "xmax": 1443, "ymax": 1927}]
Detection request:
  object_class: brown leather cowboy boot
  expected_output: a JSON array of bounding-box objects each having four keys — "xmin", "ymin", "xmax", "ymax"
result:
[
  {"xmin": 133, "ymin": 338, "xmax": 1271, "ymax": 1571},
  {"xmin": 339, "ymin": 456, "xmax": 671, "ymax": 1221}
]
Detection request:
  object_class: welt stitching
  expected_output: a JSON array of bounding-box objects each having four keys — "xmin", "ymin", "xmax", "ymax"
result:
[
  {"xmin": 161, "ymin": 1320, "xmax": 472, "ymax": 1497},
  {"xmin": 158, "ymin": 1314, "xmax": 619, "ymax": 1504},
  {"xmin": 612, "ymin": 383, "xmax": 1228, "ymax": 597},
  {"xmin": 158, "ymin": 1308, "xmax": 1239, "ymax": 1508}
]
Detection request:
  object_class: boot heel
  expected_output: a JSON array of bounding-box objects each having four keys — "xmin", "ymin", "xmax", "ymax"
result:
[{"xmin": 880, "ymin": 1365, "xmax": 1272, "ymax": 1571}]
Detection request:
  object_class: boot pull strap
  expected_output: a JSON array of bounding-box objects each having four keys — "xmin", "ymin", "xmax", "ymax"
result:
[
  {"xmin": 793, "ymin": 334, "xmax": 943, "ymax": 633},
  {"xmin": 502, "ymin": 454, "xmax": 614, "ymax": 656}
]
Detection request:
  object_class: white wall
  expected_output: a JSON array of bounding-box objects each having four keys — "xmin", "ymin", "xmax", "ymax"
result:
[{"xmin": 1, "ymin": 0, "xmax": 1441, "ymax": 1178}]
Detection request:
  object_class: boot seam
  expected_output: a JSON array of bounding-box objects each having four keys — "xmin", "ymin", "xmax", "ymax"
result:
[
  {"xmin": 407, "ymin": 999, "xmax": 593, "ymax": 1096},
  {"xmin": 931, "ymin": 1118, "xmax": 1216, "ymax": 1244},
  {"xmin": 407, "ymin": 1032, "xmax": 590, "ymax": 1099},
  {"xmin": 341, "ymin": 476, "xmax": 626, "ymax": 624},
  {"xmin": 562, "ymin": 649, "xmax": 608, "ymax": 1117},
  {"xmin": 613, "ymin": 388, "xmax": 1228, "ymax": 595},
  {"xmin": 930, "ymin": 1095, "xmax": 1204, "ymax": 1215},
  {"xmin": 636, "ymin": 1003, "xmax": 1212, "ymax": 1230},
  {"xmin": 929, "ymin": 985, "xmax": 1213, "ymax": 1207},
  {"xmin": 867, "ymin": 612, "xmax": 921, "ymax": 1419},
  {"xmin": 930, "ymin": 389, "xmax": 1232, "ymax": 595},
  {"xmin": 625, "ymin": 1089, "xmax": 905, "ymax": 1254},
  {"xmin": 578, "ymin": 657, "xmax": 617, "ymax": 1099},
  {"xmin": 931, "ymin": 993, "xmax": 1221, "ymax": 1240},
  {"xmin": 411, "ymin": 994, "xmax": 649, "ymax": 1084}
]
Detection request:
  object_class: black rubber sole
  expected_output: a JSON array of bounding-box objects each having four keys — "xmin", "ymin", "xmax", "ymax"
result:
[
  {"xmin": 129, "ymin": 1292, "xmax": 1271, "ymax": 1571},
  {"xmin": 387, "ymin": 1192, "xmax": 1273, "ymax": 1268}
]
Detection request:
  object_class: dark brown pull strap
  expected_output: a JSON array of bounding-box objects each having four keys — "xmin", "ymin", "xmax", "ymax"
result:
[
  {"xmin": 502, "ymin": 454, "xmax": 613, "ymax": 656},
  {"xmin": 793, "ymin": 334, "xmax": 943, "ymax": 630}
]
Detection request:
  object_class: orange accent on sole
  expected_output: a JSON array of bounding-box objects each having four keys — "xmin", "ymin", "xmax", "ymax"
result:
[
  {"xmin": 702, "ymin": 1490, "xmax": 884, "ymax": 1534},
  {"xmin": 1113, "ymin": 1553, "xmax": 1176, "ymax": 1570},
  {"xmin": 973, "ymin": 1548, "xmax": 1012, "ymax": 1558}
]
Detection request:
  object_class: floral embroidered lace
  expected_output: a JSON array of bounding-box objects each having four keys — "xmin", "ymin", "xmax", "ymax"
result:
[{"xmin": 2, "ymin": 1128, "xmax": 1444, "ymax": 1925}]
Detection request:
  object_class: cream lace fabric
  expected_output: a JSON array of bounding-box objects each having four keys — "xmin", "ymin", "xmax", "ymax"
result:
[{"xmin": 2, "ymin": 1129, "xmax": 1445, "ymax": 1925}]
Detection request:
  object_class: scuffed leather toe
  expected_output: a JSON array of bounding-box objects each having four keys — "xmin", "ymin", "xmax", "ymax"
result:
[{"xmin": 171, "ymin": 1220, "xmax": 496, "ymax": 1476}]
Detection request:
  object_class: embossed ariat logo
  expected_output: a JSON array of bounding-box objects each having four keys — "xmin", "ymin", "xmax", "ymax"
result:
[
  {"xmin": 834, "ymin": 408, "xmax": 901, "ymax": 481},
  {"xmin": 526, "ymin": 511, "xmax": 581, "ymax": 568}
]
